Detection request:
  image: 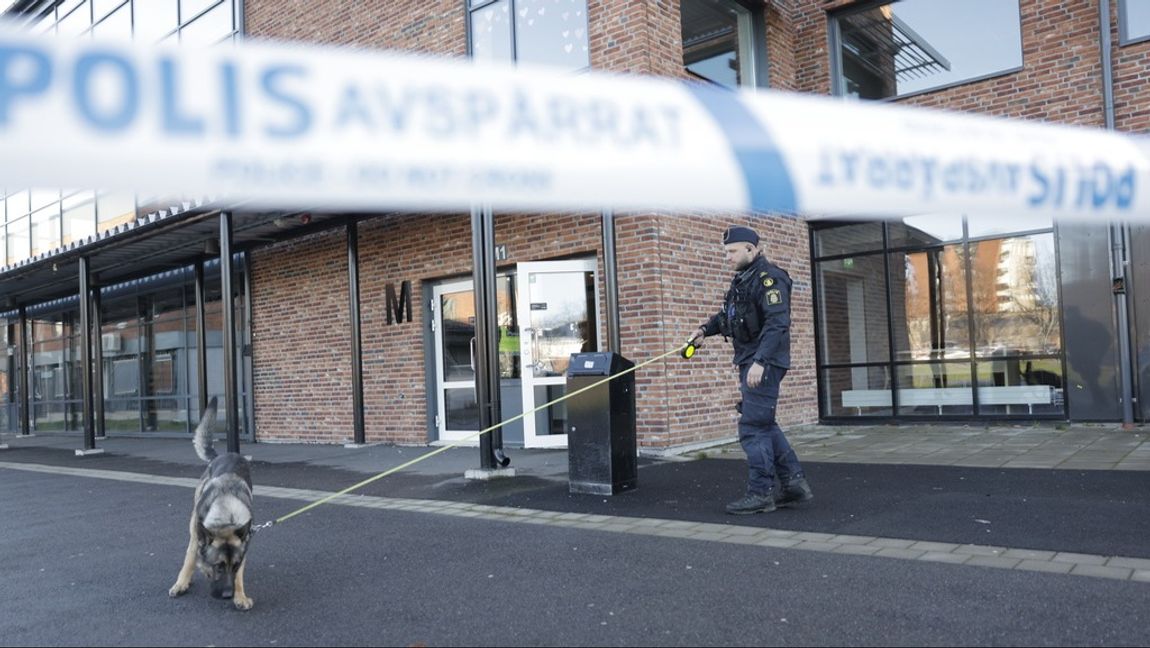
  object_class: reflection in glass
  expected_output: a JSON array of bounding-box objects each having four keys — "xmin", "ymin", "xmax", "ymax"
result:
[
  {"xmin": 975, "ymin": 360, "xmax": 1063, "ymax": 415},
  {"xmin": 533, "ymin": 384, "xmax": 567, "ymax": 435},
  {"xmin": 836, "ymin": 0, "xmax": 1022, "ymax": 99},
  {"xmin": 181, "ymin": 0, "xmax": 218, "ymax": 20},
  {"xmin": 470, "ymin": 0, "xmax": 590, "ymax": 70},
  {"xmin": 93, "ymin": 5, "xmax": 131, "ymax": 39},
  {"xmin": 6, "ymin": 190, "xmax": 30, "ymax": 220},
  {"xmin": 145, "ymin": 397, "xmax": 187, "ymax": 432},
  {"xmin": 514, "ymin": 0, "xmax": 590, "ymax": 71},
  {"xmin": 471, "ymin": 0, "xmax": 513, "ymax": 62},
  {"xmin": 526, "ymin": 271, "xmax": 596, "ymax": 378},
  {"xmin": 57, "ymin": 4, "xmax": 91, "ymax": 37},
  {"xmin": 1121, "ymin": 0, "xmax": 1150, "ymax": 42},
  {"xmin": 887, "ymin": 214, "xmax": 962, "ymax": 247},
  {"xmin": 681, "ymin": 0, "xmax": 753, "ymax": 89},
  {"xmin": 890, "ymin": 246, "xmax": 969, "ymax": 361},
  {"xmin": 825, "ymin": 366, "xmax": 891, "ymax": 417},
  {"xmin": 814, "ymin": 222, "xmax": 884, "ymax": 258},
  {"xmin": 440, "ymin": 289, "xmax": 476, "ymax": 382},
  {"xmin": 103, "ymin": 397, "xmax": 139, "ymax": 432},
  {"xmin": 31, "ymin": 189, "xmax": 59, "ymax": 211},
  {"xmin": 816, "ymin": 255, "xmax": 890, "ymax": 365},
  {"xmin": 966, "ymin": 213, "xmax": 1052, "ymax": 239},
  {"xmin": 496, "ymin": 275, "xmax": 520, "ymax": 379},
  {"xmin": 969, "ymin": 235, "xmax": 1060, "ymax": 356},
  {"xmin": 92, "ymin": 0, "xmax": 125, "ymax": 20},
  {"xmin": 31, "ymin": 314, "xmax": 82, "ymax": 431},
  {"xmin": 815, "ymin": 214, "xmax": 1063, "ymax": 419},
  {"xmin": 444, "ymin": 388, "xmax": 480, "ymax": 430},
  {"xmin": 111, "ymin": 357, "xmax": 139, "ymax": 396},
  {"xmin": 180, "ymin": 0, "xmax": 233, "ymax": 45},
  {"xmin": 0, "ymin": 323, "xmax": 13, "ymax": 433},
  {"xmin": 134, "ymin": 0, "xmax": 180, "ymax": 41},
  {"xmin": 63, "ymin": 192, "xmax": 97, "ymax": 245},
  {"xmin": 895, "ymin": 362, "xmax": 973, "ymax": 415},
  {"xmin": 440, "ymin": 276, "xmax": 519, "ymax": 383},
  {"xmin": 31, "ymin": 204, "xmax": 62, "ymax": 257},
  {"xmin": 97, "ymin": 192, "xmax": 136, "ymax": 228},
  {"xmin": 7, "ymin": 216, "xmax": 30, "ymax": 264}
]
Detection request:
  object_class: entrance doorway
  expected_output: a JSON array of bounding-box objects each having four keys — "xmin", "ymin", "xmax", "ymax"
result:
[{"xmin": 430, "ymin": 258, "xmax": 599, "ymax": 447}]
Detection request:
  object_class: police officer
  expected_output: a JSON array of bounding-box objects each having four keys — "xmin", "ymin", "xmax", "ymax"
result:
[{"xmin": 688, "ymin": 226, "xmax": 813, "ymax": 515}]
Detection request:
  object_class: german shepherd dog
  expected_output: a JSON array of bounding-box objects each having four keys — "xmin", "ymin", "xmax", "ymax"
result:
[{"xmin": 168, "ymin": 397, "xmax": 255, "ymax": 610}]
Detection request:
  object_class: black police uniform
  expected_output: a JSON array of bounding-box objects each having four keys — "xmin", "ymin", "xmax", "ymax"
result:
[{"xmin": 700, "ymin": 253, "xmax": 805, "ymax": 499}]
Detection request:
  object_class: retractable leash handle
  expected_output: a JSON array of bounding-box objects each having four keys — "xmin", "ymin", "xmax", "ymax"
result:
[{"xmin": 682, "ymin": 330, "xmax": 704, "ymax": 359}]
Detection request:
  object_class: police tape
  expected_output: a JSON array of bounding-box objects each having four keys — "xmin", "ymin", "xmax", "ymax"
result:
[{"xmin": 1, "ymin": 27, "xmax": 1148, "ymax": 221}]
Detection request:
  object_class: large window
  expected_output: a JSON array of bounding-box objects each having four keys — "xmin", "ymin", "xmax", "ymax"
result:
[
  {"xmin": 27, "ymin": 0, "xmax": 239, "ymax": 44},
  {"xmin": 814, "ymin": 215, "xmax": 1064, "ymax": 420},
  {"xmin": 98, "ymin": 261, "xmax": 250, "ymax": 435},
  {"xmin": 467, "ymin": 0, "xmax": 590, "ymax": 71},
  {"xmin": 831, "ymin": 0, "xmax": 1022, "ymax": 100},
  {"xmin": 2, "ymin": 259, "xmax": 251, "ymax": 436},
  {"xmin": 1, "ymin": 0, "xmax": 240, "ymax": 266},
  {"xmin": 680, "ymin": 0, "xmax": 761, "ymax": 89},
  {"xmin": 1120, "ymin": 0, "xmax": 1150, "ymax": 45}
]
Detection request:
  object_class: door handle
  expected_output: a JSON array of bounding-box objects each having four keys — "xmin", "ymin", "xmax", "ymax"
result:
[{"xmin": 469, "ymin": 336, "xmax": 476, "ymax": 372}]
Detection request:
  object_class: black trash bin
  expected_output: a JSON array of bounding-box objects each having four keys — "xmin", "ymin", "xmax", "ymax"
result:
[{"xmin": 566, "ymin": 352, "xmax": 637, "ymax": 495}]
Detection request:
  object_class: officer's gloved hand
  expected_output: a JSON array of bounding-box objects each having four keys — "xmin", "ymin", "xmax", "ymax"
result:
[{"xmin": 688, "ymin": 327, "xmax": 706, "ymax": 348}]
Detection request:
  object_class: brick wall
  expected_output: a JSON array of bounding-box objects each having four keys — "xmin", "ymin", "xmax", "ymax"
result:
[
  {"xmin": 786, "ymin": 0, "xmax": 1114, "ymax": 128},
  {"xmin": 245, "ymin": 0, "xmax": 466, "ymax": 55},
  {"xmin": 248, "ymin": 208, "xmax": 817, "ymax": 447},
  {"xmin": 240, "ymin": 0, "xmax": 821, "ymax": 448},
  {"xmin": 251, "ymin": 212, "xmax": 611, "ymax": 443},
  {"xmin": 243, "ymin": 0, "xmax": 1141, "ymax": 446},
  {"xmin": 1109, "ymin": 0, "xmax": 1150, "ymax": 133},
  {"xmin": 250, "ymin": 230, "xmax": 353, "ymax": 443}
]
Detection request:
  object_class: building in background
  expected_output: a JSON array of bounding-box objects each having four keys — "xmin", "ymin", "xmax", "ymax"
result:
[{"xmin": 1, "ymin": 0, "xmax": 1148, "ymax": 454}]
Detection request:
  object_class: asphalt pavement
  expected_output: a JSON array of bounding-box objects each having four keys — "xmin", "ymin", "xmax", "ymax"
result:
[{"xmin": 2, "ymin": 433, "xmax": 1149, "ymax": 646}]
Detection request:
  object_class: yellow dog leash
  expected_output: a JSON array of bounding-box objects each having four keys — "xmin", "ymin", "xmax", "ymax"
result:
[{"xmin": 254, "ymin": 342, "xmax": 693, "ymax": 531}]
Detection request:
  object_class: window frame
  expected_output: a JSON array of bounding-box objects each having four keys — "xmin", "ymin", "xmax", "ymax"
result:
[
  {"xmin": 465, "ymin": 0, "xmax": 592, "ymax": 73},
  {"xmin": 810, "ymin": 216, "xmax": 1067, "ymax": 422},
  {"xmin": 828, "ymin": 0, "xmax": 1024, "ymax": 101},
  {"xmin": 680, "ymin": 0, "xmax": 769, "ymax": 90},
  {"xmin": 1119, "ymin": 0, "xmax": 1150, "ymax": 46}
]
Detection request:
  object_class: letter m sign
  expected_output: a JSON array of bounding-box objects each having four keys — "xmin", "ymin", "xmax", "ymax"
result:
[{"xmin": 386, "ymin": 280, "xmax": 413, "ymax": 325}]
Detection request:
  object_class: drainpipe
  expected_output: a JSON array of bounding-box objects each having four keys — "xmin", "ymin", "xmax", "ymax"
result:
[{"xmin": 1099, "ymin": 0, "xmax": 1136, "ymax": 428}]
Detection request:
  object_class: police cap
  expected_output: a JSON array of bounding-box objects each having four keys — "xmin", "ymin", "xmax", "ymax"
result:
[{"xmin": 722, "ymin": 226, "xmax": 759, "ymax": 247}]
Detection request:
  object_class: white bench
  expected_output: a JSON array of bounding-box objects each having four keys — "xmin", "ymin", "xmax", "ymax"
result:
[{"xmin": 841, "ymin": 385, "xmax": 1054, "ymax": 414}]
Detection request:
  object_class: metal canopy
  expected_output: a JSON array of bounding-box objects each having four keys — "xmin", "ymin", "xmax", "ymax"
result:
[
  {"xmin": 0, "ymin": 207, "xmax": 351, "ymax": 307},
  {"xmin": 841, "ymin": 6, "xmax": 951, "ymax": 84}
]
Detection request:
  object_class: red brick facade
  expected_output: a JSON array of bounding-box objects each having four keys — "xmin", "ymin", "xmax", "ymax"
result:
[{"xmin": 243, "ymin": 0, "xmax": 1142, "ymax": 448}]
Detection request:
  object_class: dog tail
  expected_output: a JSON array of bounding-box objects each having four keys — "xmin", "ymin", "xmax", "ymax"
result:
[{"xmin": 193, "ymin": 397, "xmax": 219, "ymax": 463}]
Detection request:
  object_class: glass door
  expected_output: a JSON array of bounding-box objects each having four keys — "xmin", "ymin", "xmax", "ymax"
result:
[
  {"xmin": 431, "ymin": 259, "xmax": 598, "ymax": 447},
  {"xmin": 431, "ymin": 275, "xmax": 523, "ymax": 444},
  {"xmin": 517, "ymin": 259, "xmax": 599, "ymax": 448},
  {"xmin": 432, "ymin": 279, "xmax": 481, "ymax": 443}
]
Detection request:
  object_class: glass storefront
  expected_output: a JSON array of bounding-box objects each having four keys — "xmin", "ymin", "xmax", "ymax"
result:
[
  {"xmin": 2, "ymin": 258, "xmax": 251, "ymax": 436},
  {"xmin": 814, "ymin": 215, "xmax": 1064, "ymax": 420}
]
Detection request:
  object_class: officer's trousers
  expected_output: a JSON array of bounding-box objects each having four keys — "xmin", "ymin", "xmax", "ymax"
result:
[{"xmin": 737, "ymin": 363, "xmax": 804, "ymax": 496}]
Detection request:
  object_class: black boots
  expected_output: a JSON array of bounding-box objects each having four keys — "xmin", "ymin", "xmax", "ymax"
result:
[
  {"xmin": 725, "ymin": 492, "xmax": 776, "ymax": 515},
  {"xmin": 726, "ymin": 478, "xmax": 812, "ymax": 515},
  {"xmin": 776, "ymin": 476, "xmax": 814, "ymax": 507}
]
